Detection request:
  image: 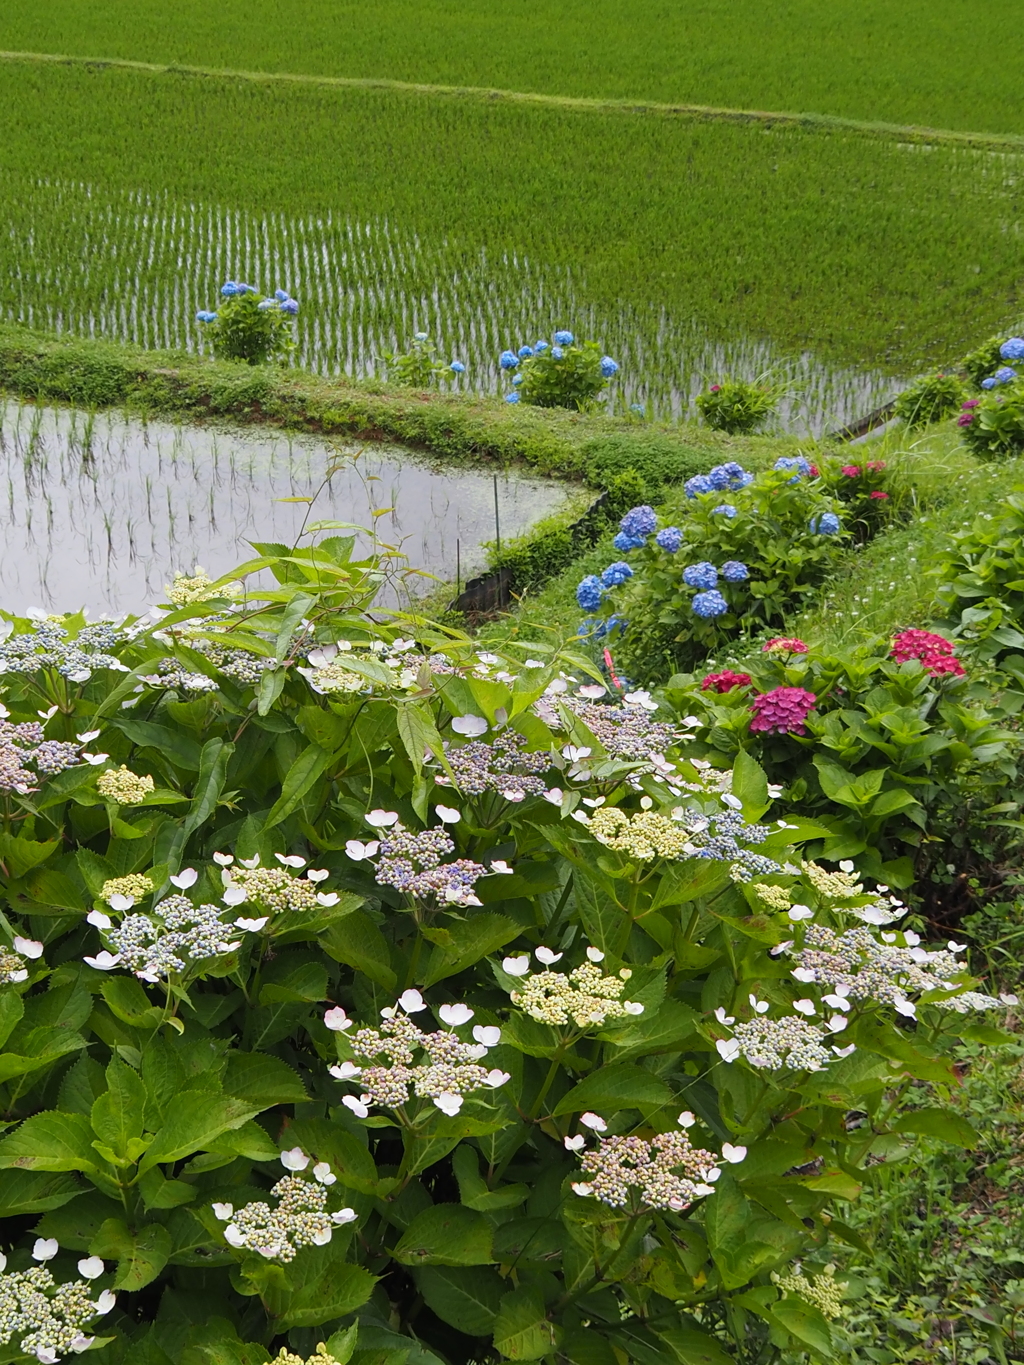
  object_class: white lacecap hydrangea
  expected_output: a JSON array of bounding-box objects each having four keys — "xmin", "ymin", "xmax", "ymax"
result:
[
  {"xmin": 0, "ymin": 1249, "xmax": 115, "ymax": 1363},
  {"xmin": 214, "ymin": 1150, "xmax": 356, "ymax": 1263}
]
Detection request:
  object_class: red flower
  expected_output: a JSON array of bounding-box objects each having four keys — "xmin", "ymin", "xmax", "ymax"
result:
[
  {"xmin": 840, "ymin": 465, "xmax": 861, "ymax": 477},
  {"xmin": 865, "ymin": 460, "xmax": 887, "ymax": 472},
  {"xmin": 749, "ymin": 687, "xmax": 817, "ymax": 735},
  {"xmin": 808, "ymin": 464, "xmax": 820, "ymax": 477},
  {"xmin": 891, "ymin": 629, "xmax": 965, "ymax": 677},
  {"xmin": 762, "ymin": 637, "xmax": 809, "ymax": 654},
  {"xmin": 962, "ymin": 400, "xmax": 980, "ymax": 409},
  {"xmin": 710, "ymin": 384, "xmax": 721, "ymax": 392},
  {"xmin": 701, "ymin": 670, "xmax": 753, "ymax": 693},
  {"xmin": 869, "ymin": 490, "xmax": 889, "ymax": 500},
  {"xmin": 957, "ymin": 413, "xmax": 974, "ymax": 427}
]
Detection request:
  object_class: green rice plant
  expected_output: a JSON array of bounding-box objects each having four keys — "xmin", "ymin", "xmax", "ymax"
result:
[
  {"xmin": 696, "ymin": 377, "xmax": 784, "ymax": 433},
  {"xmin": 893, "ymin": 371, "xmax": 967, "ymax": 428}
]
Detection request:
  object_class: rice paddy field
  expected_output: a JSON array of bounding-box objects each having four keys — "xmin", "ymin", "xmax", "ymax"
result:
[
  {"xmin": 1, "ymin": 58, "xmax": 1023, "ymax": 434},
  {"xmin": 2, "ymin": 0, "xmax": 1023, "ymax": 134}
]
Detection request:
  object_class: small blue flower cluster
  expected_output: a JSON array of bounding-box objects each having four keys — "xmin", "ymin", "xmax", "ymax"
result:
[
  {"xmin": 450, "ymin": 361, "xmax": 466, "ymax": 374},
  {"xmin": 655, "ymin": 526, "xmax": 683, "ymax": 553},
  {"xmin": 576, "ymin": 575, "xmax": 605, "ymax": 612},
  {"xmin": 683, "ymin": 561, "xmax": 719, "ymax": 590},
  {"xmin": 619, "ymin": 505, "xmax": 658, "ymax": 540},
  {"xmin": 809, "ymin": 512, "xmax": 841, "ymax": 535},
  {"xmin": 1000, "ymin": 337, "xmax": 1024, "ymax": 361},
  {"xmin": 679, "ymin": 560, "xmax": 749, "ymax": 618},
  {"xmin": 498, "ymin": 331, "xmax": 617, "ymax": 397},
  {"xmin": 692, "ymin": 590, "xmax": 729, "ymax": 619},
  {"xmin": 981, "ymin": 365, "xmax": 1018, "ymax": 390},
  {"xmin": 713, "ymin": 503, "xmax": 737, "ymax": 517},
  {"xmin": 774, "ymin": 456, "xmax": 813, "ymax": 483},
  {"xmin": 684, "ymin": 462, "xmax": 753, "ymax": 498},
  {"xmin": 198, "ymin": 283, "xmax": 299, "ymax": 323},
  {"xmin": 601, "ymin": 561, "xmax": 633, "ymax": 588}
]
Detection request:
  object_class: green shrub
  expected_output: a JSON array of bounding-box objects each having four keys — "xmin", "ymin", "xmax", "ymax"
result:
[
  {"xmin": 893, "ymin": 371, "xmax": 967, "ymax": 427},
  {"xmin": 934, "ymin": 488, "xmax": 1024, "ymax": 665},
  {"xmin": 0, "ymin": 540, "xmax": 1010, "ymax": 1365},
  {"xmin": 816, "ymin": 454, "xmax": 904, "ymax": 541},
  {"xmin": 695, "ymin": 377, "xmax": 783, "ymax": 433},
  {"xmin": 506, "ymin": 336, "xmax": 618, "ymax": 410},
  {"xmin": 662, "ymin": 631, "xmax": 1019, "ymax": 887},
  {"xmin": 959, "ymin": 334, "xmax": 1007, "ymax": 388},
  {"xmin": 958, "ymin": 382, "xmax": 1024, "ymax": 459},
  {"xmin": 382, "ymin": 333, "xmax": 465, "ymax": 388},
  {"xmin": 197, "ymin": 282, "xmax": 298, "ymax": 365},
  {"xmin": 579, "ymin": 433, "xmax": 709, "ymax": 492}
]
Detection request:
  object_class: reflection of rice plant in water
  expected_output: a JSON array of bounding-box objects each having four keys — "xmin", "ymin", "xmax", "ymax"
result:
[{"xmin": 0, "ymin": 403, "xmax": 572, "ymax": 613}]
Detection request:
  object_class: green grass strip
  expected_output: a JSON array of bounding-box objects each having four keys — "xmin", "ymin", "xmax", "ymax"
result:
[{"xmin": 3, "ymin": 48, "xmax": 1024, "ymax": 152}]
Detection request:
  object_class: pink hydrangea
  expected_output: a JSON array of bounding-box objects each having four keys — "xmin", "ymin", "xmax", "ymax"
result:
[
  {"xmin": 749, "ymin": 687, "xmax": 817, "ymax": 735},
  {"xmin": 762, "ymin": 637, "xmax": 809, "ymax": 655},
  {"xmin": 701, "ymin": 670, "xmax": 752, "ymax": 693},
  {"xmin": 891, "ymin": 629, "xmax": 965, "ymax": 677}
]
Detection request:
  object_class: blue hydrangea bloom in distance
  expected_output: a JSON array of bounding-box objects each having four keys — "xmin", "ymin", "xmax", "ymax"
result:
[
  {"xmin": 518, "ymin": 345, "xmax": 534, "ymax": 359},
  {"xmin": 605, "ymin": 614, "xmax": 628, "ymax": 636},
  {"xmin": 551, "ymin": 346, "xmax": 564, "ymax": 360},
  {"xmin": 712, "ymin": 503, "xmax": 737, "ymax": 517},
  {"xmin": 995, "ymin": 366, "xmax": 1016, "ymax": 384},
  {"xmin": 599, "ymin": 356, "xmax": 619, "ymax": 378},
  {"xmin": 280, "ymin": 299, "xmax": 299, "ymax": 315},
  {"xmin": 1000, "ymin": 337, "xmax": 1024, "ymax": 361},
  {"xmin": 683, "ymin": 561, "xmax": 718, "ymax": 590},
  {"xmin": 578, "ymin": 617, "xmax": 603, "ymax": 639},
  {"xmin": 196, "ymin": 310, "xmax": 217, "ymax": 323},
  {"xmin": 554, "ymin": 330, "xmax": 575, "ymax": 345},
  {"xmin": 775, "ymin": 456, "xmax": 812, "ymax": 479},
  {"xmin": 221, "ymin": 281, "xmax": 239, "ymax": 297},
  {"xmin": 721, "ymin": 560, "xmax": 749, "ymax": 582},
  {"xmin": 810, "ymin": 512, "xmax": 841, "ymax": 535},
  {"xmin": 601, "ymin": 561, "xmax": 633, "ymax": 587},
  {"xmin": 655, "ymin": 526, "xmax": 683, "ymax": 552},
  {"xmin": 274, "ymin": 289, "xmax": 289, "ymax": 303},
  {"xmin": 684, "ymin": 473, "xmax": 713, "ymax": 498},
  {"xmin": 535, "ymin": 340, "xmax": 549, "ymax": 351},
  {"xmin": 512, "ymin": 375, "xmax": 523, "ymax": 386},
  {"xmin": 414, "ymin": 331, "xmax": 428, "ymax": 341},
  {"xmin": 576, "ymin": 575, "xmax": 605, "ymax": 612},
  {"xmin": 450, "ymin": 361, "xmax": 465, "ymax": 373},
  {"xmin": 613, "ymin": 531, "xmax": 645, "ymax": 553},
  {"xmin": 981, "ymin": 377, "xmax": 997, "ymax": 390},
  {"xmin": 619, "ymin": 505, "xmax": 658, "ymax": 539},
  {"xmin": 505, "ymin": 392, "xmax": 521, "ymax": 404},
  {"xmin": 499, "ymin": 350, "xmax": 518, "ymax": 370},
  {"xmin": 257, "ymin": 299, "xmax": 275, "ymax": 311},
  {"xmin": 630, "ymin": 403, "xmax": 645, "ymax": 415},
  {"xmin": 692, "ymin": 589, "xmax": 729, "ymax": 618}
]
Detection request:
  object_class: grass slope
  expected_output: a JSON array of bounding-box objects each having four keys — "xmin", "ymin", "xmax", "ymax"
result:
[{"xmin": 1, "ymin": 0, "xmax": 1023, "ymax": 135}]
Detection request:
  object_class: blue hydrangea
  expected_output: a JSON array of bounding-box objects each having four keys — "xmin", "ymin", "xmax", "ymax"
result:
[
  {"xmin": 605, "ymin": 614, "xmax": 628, "ymax": 636},
  {"xmin": 257, "ymin": 299, "xmax": 275, "ymax": 311},
  {"xmin": 655, "ymin": 526, "xmax": 683, "ymax": 552},
  {"xmin": 195, "ymin": 310, "xmax": 217, "ymax": 323},
  {"xmin": 1000, "ymin": 337, "xmax": 1024, "ymax": 361},
  {"xmin": 601, "ymin": 561, "xmax": 633, "ymax": 588},
  {"xmin": 613, "ymin": 531, "xmax": 645, "ymax": 553},
  {"xmin": 630, "ymin": 403, "xmax": 645, "ymax": 416},
  {"xmin": 683, "ymin": 561, "xmax": 718, "ymax": 590},
  {"xmin": 712, "ymin": 503, "xmax": 737, "ymax": 517},
  {"xmin": 981, "ymin": 377, "xmax": 998, "ymax": 390},
  {"xmin": 499, "ymin": 350, "xmax": 518, "ymax": 370},
  {"xmin": 706, "ymin": 465, "xmax": 734, "ymax": 492},
  {"xmin": 721, "ymin": 560, "xmax": 749, "ymax": 582},
  {"xmin": 578, "ymin": 617, "xmax": 603, "ymax": 639},
  {"xmin": 512, "ymin": 375, "xmax": 523, "ymax": 386},
  {"xmin": 280, "ymin": 299, "xmax": 299, "ymax": 316},
  {"xmin": 685, "ymin": 473, "xmax": 713, "ymax": 498},
  {"xmin": 505, "ymin": 392, "xmax": 521, "ymax": 404},
  {"xmin": 551, "ymin": 346, "xmax": 565, "ymax": 360},
  {"xmin": 450, "ymin": 361, "xmax": 465, "ymax": 373},
  {"xmin": 535, "ymin": 340, "xmax": 549, "ymax": 351},
  {"xmin": 576, "ymin": 575, "xmax": 605, "ymax": 612},
  {"xmin": 599, "ymin": 356, "xmax": 619, "ymax": 378},
  {"xmin": 619, "ymin": 505, "xmax": 658, "ymax": 539},
  {"xmin": 220, "ymin": 281, "xmax": 240, "ymax": 297},
  {"xmin": 809, "ymin": 512, "xmax": 841, "ymax": 535},
  {"xmin": 415, "ymin": 332, "xmax": 428, "ymax": 341},
  {"xmin": 692, "ymin": 590, "xmax": 729, "ymax": 618},
  {"xmin": 995, "ymin": 366, "xmax": 1017, "ymax": 384},
  {"xmin": 717, "ymin": 461, "xmax": 752, "ymax": 488},
  {"xmin": 554, "ymin": 330, "xmax": 575, "ymax": 345},
  {"xmin": 274, "ymin": 289, "xmax": 289, "ymax": 303},
  {"xmin": 518, "ymin": 345, "xmax": 534, "ymax": 359},
  {"xmin": 775, "ymin": 456, "xmax": 813, "ymax": 481}
]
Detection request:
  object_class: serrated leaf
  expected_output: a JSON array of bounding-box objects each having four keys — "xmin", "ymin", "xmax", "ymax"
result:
[
  {"xmin": 493, "ymin": 1287, "xmax": 559, "ymax": 1360},
  {"xmin": 416, "ymin": 1265, "xmax": 505, "ymax": 1336},
  {"xmin": 0, "ymin": 1110, "xmax": 99, "ymax": 1173},
  {"xmin": 394, "ymin": 1204, "xmax": 494, "ymax": 1266},
  {"xmin": 264, "ymin": 743, "xmax": 331, "ymax": 830},
  {"xmin": 140, "ymin": 1095, "xmax": 260, "ymax": 1173},
  {"xmin": 552, "ymin": 1064, "xmax": 674, "ymax": 1118},
  {"xmin": 892, "ymin": 1106, "xmax": 980, "ymax": 1147}
]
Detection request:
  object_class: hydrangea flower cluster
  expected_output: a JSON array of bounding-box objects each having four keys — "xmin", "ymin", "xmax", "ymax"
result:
[
  {"xmin": 601, "ymin": 561, "xmax": 633, "ymax": 588},
  {"xmin": 701, "ymin": 670, "xmax": 752, "ymax": 693},
  {"xmin": 773, "ymin": 1265, "xmax": 847, "ymax": 1321},
  {"xmin": 504, "ymin": 948, "xmax": 643, "ymax": 1028},
  {"xmin": 215, "ymin": 1150, "xmax": 355, "ymax": 1263},
  {"xmin": 774, "ymin": 456, "xmax": 815, "ymax": 481},
  {"xmin": 890, "ymin": 629, "xmax": 965, "ymax": 678},
  {"xmin": 575, "ymin": 575, "xmax": 605, "ymax": 613},
  {"xmin": 612, "ymin": 504, "xmax": 659, "ymax": 553},
  {"xmin": 716, "ymin": 1013, "xmax": 833, "ymax": 1071},
  {"xmin": 655, "ymin": 526, "xmax": 683, "ymax": 553},
  {"xmin": 0, "ymin": 943, "xmax": 34, "ymax": 985},
  {"xmin": 96, "ymin": 766, "xmax": 154, "ymax": 804},
  {"xmin": 534, "ymin": 693, "xmax": 681, "ymax": 761},
  {"xmin": 171, "ymin": 636, "xmax": 271, "ymax": 686},
  {"xmin": 749, "ymin": 686, "xmax": 817, "ymax": 735},
  {"xmin": 762, "ymin": 637, "xmax": 808, "ymax": 655},
  {"xmin": 1000, "ymin": 336, "xmax": 1024, "ymax": 361},
  {"xmin": 571, "ymin": 1122, "xmax": 722, "ymax": 1212},
  {"xmin": 980, "ymin": 367, "xmax": 1017, "ymax": 390},
  {"xmin": 100, "ymin": 874, "xmax": 154, "ymax": 904},
  {"xmin": 105, "ymin": 893, "xmax": 240, "ymax": 983},
  {"xmin": 440, "ymin": 729, "xmax": 549, "ymax": 801},
  {"xmin": 0, "ymin": 719, "xmax": 92, "ymax": 794},
  {"xmin": 0, "ymin": 1253, "xmax": 115, "ymax": 1364},
  {"xmin": 164, "ymin": 568, "xmax": 242, "ymax": 606},
  {"xmin": 144, "ymin": 660, "xmax": 218, "ymax": 693},
  {"xmin": 272, "ymin": 1346, "xmax": 343, "ymax": 1365},
  {"xmin": 693, "ymin": 590, "xmax": 729, "ymax": 619},
  {"xmin": 0, "ymin": 620, "xmax": 126, "ymax": 680},
  {"xmin": 584, "ymin": 807, "xmax": 690, "ymax": 860},
  {"xmin": 684, "ymin": 462, "xmax": 753, "ymax": 499},
  {"xmin": 683, "ymin": 562, "xmax": 718, "ymax": 591},
  {"xmin": 352, "ymin": 820, "xmax": 488, "ymax": 906},
  {"xmin": 809, "ymin": 512, "xmax": 841, "ymax": 536},
  {"xmin": 329, "ymin": 994, "xmax": 509, "ymax": 1117}
]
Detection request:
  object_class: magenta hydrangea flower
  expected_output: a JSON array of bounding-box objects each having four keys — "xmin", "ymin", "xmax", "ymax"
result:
[{"xmin": 749, "ymin": 687, "xmax": 817, "ymax": 736}]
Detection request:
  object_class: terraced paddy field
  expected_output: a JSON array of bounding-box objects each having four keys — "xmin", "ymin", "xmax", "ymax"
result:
[
  {"xmin": 2, "ymin": 0, "xmax": 1024, "ymax": 133},
  {"xmin": 1, "ymin": 59, "xmax": 1023, "ymax": 433}
]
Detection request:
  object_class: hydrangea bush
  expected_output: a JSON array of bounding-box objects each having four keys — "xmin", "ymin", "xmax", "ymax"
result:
[
  {"xmin": 382, "ymin": 334, "xmax": 466, "ymax": 388},
  {"xmin": 499, "ymin": 331, "xmax": 619, "ymax": 410},
  {"xmin": 695, "ymin": 378, "xmax": 785, "ymax": 434},
  {"xmin": 0, "ymin": 537, "xmax": 1012, "ymax": 1365},
  {"xmin": 196, "ymin": 281, "xmax": 299, "ymax": 365},
  {"xmin": 576, "ymin": 462, "xmax": 846, "ymax": 680}
]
